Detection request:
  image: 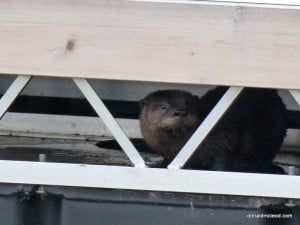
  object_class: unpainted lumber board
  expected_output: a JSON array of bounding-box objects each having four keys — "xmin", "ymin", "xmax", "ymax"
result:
[{"xmin": 0, "ymin": 1, "xmax": 299, "ymax": 88}]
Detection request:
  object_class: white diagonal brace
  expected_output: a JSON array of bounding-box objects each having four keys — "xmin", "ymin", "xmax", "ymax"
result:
[
  {"xmin": 289, "ymin": 90, "xmax": 300, "ymax": 106},
  {"xmin": 0, "ymin": 75, "xmax": 31, "ymax": 119},
  {"xmin": 73, "ymin": 78, "xmax": 146, "ymax": 168},
  {"xmin": 168, "ymin": 86, "xmax": 243, "ymax": 169}
]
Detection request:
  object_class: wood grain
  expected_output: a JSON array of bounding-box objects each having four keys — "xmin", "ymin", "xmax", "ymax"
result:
[{"xmin": 0, "ymin": 0, "xmax": 300, "ymax": 88}]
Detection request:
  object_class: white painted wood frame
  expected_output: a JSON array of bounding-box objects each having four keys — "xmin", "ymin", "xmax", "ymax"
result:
[
  {"xmin": 290, "ymin": 90, "xmax": 300, "ymax": 106},
  {"xmin": 73, "ymin": 78, "xmax": 146, "ymax": 168},
  {"xmin": 0, "ymin": 160, "xmax": 299, "ymax": 198},
  {"xmin": 168, "ymin": 86, "xmax": 243, "ymax": 169},
  {"xmin": 0, "ymin": 75, "xmax": 298, "ymax": 198},
  {"xmin": 0, "ymin": 0, "xmax": 299, "ymax": 199},
  {"xmin": 0, "ymin": 75, "xmax": 31, "ymax": 119}
]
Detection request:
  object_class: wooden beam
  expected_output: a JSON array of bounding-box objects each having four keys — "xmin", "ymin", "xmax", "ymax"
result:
[
  {"xmin": 0, "ymin": 160, "xmax": 299, "ymax": 198},
  {"xmin": 0, "ymin": 0, "xmax": 300, "ymax": 88},
  {"xmin": 0, "ymin": 112, "xmax": 142, "ymax": 138}
]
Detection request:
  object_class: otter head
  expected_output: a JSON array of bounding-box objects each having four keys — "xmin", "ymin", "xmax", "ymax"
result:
[{"xmin": 139, "ymin": 90, "xmax": 201, "ymax": 155}]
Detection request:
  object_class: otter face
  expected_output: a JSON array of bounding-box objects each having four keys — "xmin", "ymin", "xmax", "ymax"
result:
[{"xmin": 140, "ymin": 90, "xmax": 201, "ymax": 138}]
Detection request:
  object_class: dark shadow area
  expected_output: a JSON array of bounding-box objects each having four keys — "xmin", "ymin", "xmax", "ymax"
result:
[
  {"xmin": 96, "ymin": 138, "xmax": 153, "ymax": 154},
  {"xmin": 24, "ymin": 189, "xmax": 61, "ymax": 225},
  {"xmin": 7, "ymin": 95, "xmax": 140, "ymax": 119}
]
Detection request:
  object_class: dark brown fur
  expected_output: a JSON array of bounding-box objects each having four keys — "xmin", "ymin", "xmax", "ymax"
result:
[{"xmin": 139, "ymin": 87, "xmax": 287, "ymax": 173}]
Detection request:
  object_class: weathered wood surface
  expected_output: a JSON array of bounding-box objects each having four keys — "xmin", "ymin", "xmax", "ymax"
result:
[
  {"xmin": 0, "ymin": 135, "xmax": 298, "ymax": 174},
  {"xmin": 0, "ymin": 136, "xmax": 164, "ymax": 166},
  {"xmin": 0, "ymin": 0, "xmax": 300, "ymax": 89}
]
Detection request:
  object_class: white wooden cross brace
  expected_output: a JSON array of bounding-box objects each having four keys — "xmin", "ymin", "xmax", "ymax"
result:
[
  {"xmin": 289, "ymin": 90, "xmax": 300, "ymax": 107},
  {"xmin": 73, "ymin": 78, "xmax": 146, "ymax": 168},
  {"xmin": 0, "ymin": 75, "xmax": 31, "ymax": 119},
  {"xmin": 168, "ymin": 86, "xmax": 244, "ymax": 169},
  {"xmin": 0, "ymin": 76, "xmax": 146, "ymax": 168}
]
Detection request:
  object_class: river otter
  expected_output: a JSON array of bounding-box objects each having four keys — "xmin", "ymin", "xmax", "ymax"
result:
[{"xmin": 139, "ymin": 87, "xmax": 287, "ymax": 173}]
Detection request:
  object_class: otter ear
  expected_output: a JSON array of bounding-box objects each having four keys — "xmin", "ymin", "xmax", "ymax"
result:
[
  {"xmin": 139, "ymin": 99, "xmax": 149, "ymax": 108},
  {"xmin": 192, "ymin": 95, "xmax": 200, "ymax": 103}
]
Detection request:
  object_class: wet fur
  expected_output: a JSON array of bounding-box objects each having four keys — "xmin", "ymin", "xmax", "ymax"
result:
[{"xmin": 139, "ymin": 87, "xmax": 287, "ymax": 173}]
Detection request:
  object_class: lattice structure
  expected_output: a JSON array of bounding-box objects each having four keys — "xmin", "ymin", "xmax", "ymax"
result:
[
  {"xmin": 0, "ymin": 75, "xmax": 299, "ymax": 199},
  {"xmin": 0, "ymin": 0, "xmax": 299, "ymax": 200}
]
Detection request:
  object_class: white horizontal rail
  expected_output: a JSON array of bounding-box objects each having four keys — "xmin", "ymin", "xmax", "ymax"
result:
[
  {"xmin": 0, "ymin": 160, "xmax": 299, "ymax": 199},
  {"xmin": 0, "ymin": 112, "xmax": 141, "ymax": 139},
  {"xmin": 0, "ymin": 75, "xmax": 31, "ymax": 119},
  {"xmin": 73, "ymin": 78, "xmax": 146, "ymax": 168},
  {"xmin": 168, "ymin": 87, "xmax": 243, "ymax": 169}
]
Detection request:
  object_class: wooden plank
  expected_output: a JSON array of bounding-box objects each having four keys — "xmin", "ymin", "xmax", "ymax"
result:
[
  {"xmin": 135, "ymin": 0, "xmax": 300, "ymax": 8},
  {"xmin": 0, "ymin": 136, "xmax": 164, "ymax": 167},
  {"xmin": 168, "ymin": 87, "xmax": 243, "ymax": 169},
  {"xmin": 0, "ymin": 0, "xmax": 300, "ymax": 88},
  {"xmin": 0, "ymin": 75, "xmax": 31, "ymax": 119},
  {"xmin": 0, "ymin": 112, "xmax": 142, "ymax": 139},
  {"xmin": 73, "ymin": 78, "xmax": 146, "ymax": 168}
]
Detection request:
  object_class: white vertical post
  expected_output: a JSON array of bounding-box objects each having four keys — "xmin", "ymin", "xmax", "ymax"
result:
[
  {"xmin": 289, "ymin": 90, "xmax": 300, "ymax": 168},
  {"xmin": 0, "ymin": 75, "xmax": 31, "ymax": 119},
  {"xmin": 73, "ymin": 78, "xmax": 146, "ymax": 168},
  {"xmin": 168, "ymin": 86, "xmax": 243, "ymax": 169}
]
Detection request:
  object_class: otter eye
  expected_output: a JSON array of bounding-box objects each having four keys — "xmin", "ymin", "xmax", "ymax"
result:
[{"xmin": 160, "ymin": 103, "xmax": 168, "ymax": 110}]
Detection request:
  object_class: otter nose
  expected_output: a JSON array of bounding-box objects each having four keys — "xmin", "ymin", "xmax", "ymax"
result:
[{"xmin": 174, "ymin": 108, "xmax": 188, "ymax": 117}]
